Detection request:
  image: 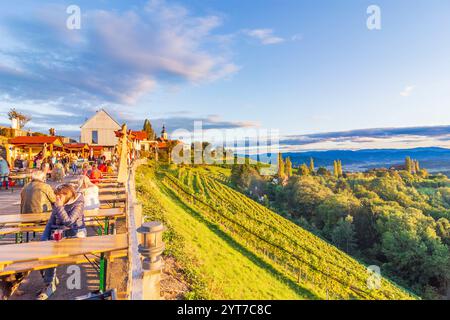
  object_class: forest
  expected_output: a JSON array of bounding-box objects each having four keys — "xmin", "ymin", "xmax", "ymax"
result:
[{"xmin": 230, "ymin": 156, "xmax": 450, "ymax": 299}]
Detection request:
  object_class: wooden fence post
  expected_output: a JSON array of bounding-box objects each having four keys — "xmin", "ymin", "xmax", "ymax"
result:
[{"xmin": 137, "ymin": 221, "xmax": 165, "ymax": 300}]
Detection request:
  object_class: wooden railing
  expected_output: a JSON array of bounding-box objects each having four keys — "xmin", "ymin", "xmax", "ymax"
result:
[{"xmin": 124, "ymin": 159, "xmax": 164, "ymax": 300}]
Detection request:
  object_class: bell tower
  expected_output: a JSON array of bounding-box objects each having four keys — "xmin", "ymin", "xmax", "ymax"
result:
[{"xmin": 161, "ymin": 125, "xmax": 168, "ymax": 140}]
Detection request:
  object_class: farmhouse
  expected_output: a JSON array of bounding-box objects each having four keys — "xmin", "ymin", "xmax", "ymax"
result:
[{"xmin": 80, "ymin": 109, "xmax": 121, "ymax": 160}]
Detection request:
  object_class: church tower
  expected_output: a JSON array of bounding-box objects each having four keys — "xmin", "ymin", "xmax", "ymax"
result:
[{"xmin": 161, "ymin": 125, "xmax": 168, "ymax": 140}]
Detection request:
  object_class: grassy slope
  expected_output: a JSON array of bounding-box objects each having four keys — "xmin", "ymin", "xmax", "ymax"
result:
[
  {"xmin": 136, "ymin": 164, "xmax": 311, "ymax": 299},
  {"xmin": 136, "ymin": 163, "xmax": 416, "ymax": 300}
]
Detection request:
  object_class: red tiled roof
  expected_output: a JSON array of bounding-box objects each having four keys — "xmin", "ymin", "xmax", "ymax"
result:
[
  {"xmin": 64, "ymin": 143, "xmax": 89, "ymax": 149},
  {"xmin": 131, "ymin": 131, "xmax": 148, "ymax": 141},
  {"xmin": 9, "ymin": 136, "xmax": 61, "ymax": 145},
  {"xmin": 89, "ymin": 146, "xmax": 104, "ymax": 151},
  {"xmin": 115, "ymin": 130, "xmax": 148, "ymax": 141}
]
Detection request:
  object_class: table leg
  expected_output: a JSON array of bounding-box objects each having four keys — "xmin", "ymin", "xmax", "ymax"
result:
[
  {"xmin": 99, "ymin": 253, "xmax": 107, "ymax": 292},
  {"xmin": 103, "ymin": 218, "xmax": 110, "ymax": 235}
]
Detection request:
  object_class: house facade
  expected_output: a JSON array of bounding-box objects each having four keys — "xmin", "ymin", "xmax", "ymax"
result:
[{"xmin": 80, "ymin": 109, "xmax": 121, "ymax": 147}]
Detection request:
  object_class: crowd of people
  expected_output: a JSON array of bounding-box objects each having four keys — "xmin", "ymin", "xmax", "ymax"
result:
[
  {"xmin": 5, "ymin": 154, "xmax": 116, "ymax": 299},
  {"xmin": 0, "ymin": 152, "xmax": 117, "ymax": 190}
]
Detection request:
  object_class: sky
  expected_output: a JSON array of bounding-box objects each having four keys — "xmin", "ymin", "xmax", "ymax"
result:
[{"xmin": 0, "ymin": 0, "xmax": 450, "ymax": 151}]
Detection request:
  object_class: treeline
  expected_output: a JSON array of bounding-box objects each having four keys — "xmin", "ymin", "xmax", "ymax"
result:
[{"xmin": 230, "ymin": 156, "xmax": 450, "ymax": 299}]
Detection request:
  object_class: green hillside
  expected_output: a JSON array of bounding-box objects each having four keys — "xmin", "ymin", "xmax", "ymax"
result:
[{"xmin": 136, "ymin": 163, "xmax": 416, "ymax": 300}]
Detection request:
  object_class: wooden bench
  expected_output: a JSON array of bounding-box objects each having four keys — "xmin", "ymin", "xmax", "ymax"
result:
[{"xmin": 0, "ymin": 249, "xmax": 127, "ymax": 276}]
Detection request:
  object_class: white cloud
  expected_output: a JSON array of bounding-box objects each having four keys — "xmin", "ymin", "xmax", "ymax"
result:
[
  {"xmin": 400, "ymin": 85, "xmax": 415, "ymax": 97},
  {"xmin": 0, "ymin": 0, "xmax": 239, "ymax": 106},
  {"xmin": 243, "ymin": 28, "xmax": 285, "ymax": 45}
]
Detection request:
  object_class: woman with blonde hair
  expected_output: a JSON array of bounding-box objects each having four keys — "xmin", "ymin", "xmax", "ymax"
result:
[
  {"xmin": 38, "ymin": 184, "xmax": 85, "ymax": 300},
  {"xmin": 77, "ymin": 175, "xmax": 100, "ymax": 210}
]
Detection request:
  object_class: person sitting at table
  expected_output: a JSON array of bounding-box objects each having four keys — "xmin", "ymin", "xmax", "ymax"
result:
[
  {"xmin": 98, "ymin": 160, "xmax": 107, "ymax": 173},
  {"xmin": 89, "ymin": 164, "xmax": 103, "ymax": 184},
  {"xmin": 37, "ymin": 184, "xmax": 86, "ymax": 300},
  {"xmin": 77, "ymin": 175, "xmax": 100, "ymax": 210},
  {"xmin": 51, "ymin": 162, "xmax": 65, "ymax": 182},
  {"xmin": 81, "ymin": 162, "xmax": 91, "ymax": 176},
  {"xmin": 0, "ymin": 156, "xmax": 10, "ymax": 191},
  {"xmin": 20, "ymin": 170, "xmax": 56, "ymax": 213}
]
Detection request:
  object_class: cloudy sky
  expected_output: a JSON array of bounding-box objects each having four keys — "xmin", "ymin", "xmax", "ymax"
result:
[{"xmin": 0, "ymin": 0, "xmax": 450, "ymax": 151}]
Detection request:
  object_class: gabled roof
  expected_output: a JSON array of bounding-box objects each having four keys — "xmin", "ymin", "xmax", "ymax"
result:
[
  {"xmin": 9, "ymin": 136, "xmax": 63, "ymax": 146},
  {"xmin": 80, "ymin": 108, "xmax": 121, "ymax": 129}
]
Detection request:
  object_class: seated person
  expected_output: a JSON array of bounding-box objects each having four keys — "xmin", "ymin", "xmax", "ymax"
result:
[
  {"xmin": 89, "ymin": 164, "xmax": 103, "ymax": 184},
  {"xmin": 20, "ymin": 171, "xmax": 56, "ymax": 213},
  {"xmin": 0, "ymin": 156, "xmax": 10, "ymax": 190},
  {"xmin": 37, "ymin": 184, "xmax": 86, "ymax": 300},
  {"xmin": 82, "ymin": 162, "xmax": 91, "ymax": 176},
  {"xmin": 98, "ymin": 161, "xmax": 107, "ymax": 173},
  {"xmin": 51, "ymin": 162, "xmax": 65, "ymax": 182},
  {"xmin": 77, "ymin": 175, "xmax": 100, "ymax": 210}
]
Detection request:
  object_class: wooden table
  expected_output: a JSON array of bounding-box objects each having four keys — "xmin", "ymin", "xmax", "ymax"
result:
[
  {"xmin": 0, "ymin": 208, "xmax": 125, "ymax": 241},
  {"xmin": 7, "ymin": 173, "xmax": 31, "ymax": 190},
  {"xmin": 0, "ymin": 234, "xmax": 128, "ymax": 291},
  {"xmin": 0, "ymin": 208, "xmax": 124, "ymax": 227}
]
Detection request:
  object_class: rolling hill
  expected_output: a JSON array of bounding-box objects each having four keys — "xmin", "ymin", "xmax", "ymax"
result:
[{"xmin": 136, "ymin": 163, "xmax": 417, "ymax": 300}]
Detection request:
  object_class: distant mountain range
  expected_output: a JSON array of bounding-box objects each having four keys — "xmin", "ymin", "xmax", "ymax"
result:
[{"xmin": 254, "ymin": 147, "xmax": 450, "ymax": 176}]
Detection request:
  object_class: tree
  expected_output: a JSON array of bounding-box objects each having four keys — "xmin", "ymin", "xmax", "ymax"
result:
[
  {"xmin": 376, "ymin": 207, "xmax": 450, "ymax": 295},
  {"xmin": 143, "ymin": 119, "xmax": 155, "ymax": 140},
  {"xmin": 285, "ymin": 157, "xmax": 293, "ymax": 178},
  {"xmin": 333, "ymin": 161, "xmax": 338, "ymax": 177},
  {"xmin": 277, "ymin": 153, "xmax": 286, "ymax": 180},
  {"xmin": 405, "ymin": 156, "xmax": 412, "ymax": 173},
  {"xmin": 8, "ymin": 108, "xmax": 31, "ymax": 129},
  {"xmin": 298, "ymin": 163, "xmax": 310, "ymax": 176},
  {"xmin": 309, "ymin": 157, "xmax": 315, "ymax": 173},
  {"xmin": 331, "ymin": 215, "xmax": 357, "ymax": 254},
  {"xmin": 337, "ymin": 160, "xmax": 343, "ymax": 177},
  {"xmin": 334, "ymin": 160, "xmax": 343, "ymax": 177},
  {"xmin": 285, "ymin": 175, "xmax": 333, "ymax": 218},
  {"xmin": 317, "ymin": 167, "xmax": 331, "ymax": 176}
]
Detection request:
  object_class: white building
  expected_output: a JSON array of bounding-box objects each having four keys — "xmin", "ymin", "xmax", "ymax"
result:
[{"xmin": 80, "ymin": 109, "xmax": 121, "ymax": 147}]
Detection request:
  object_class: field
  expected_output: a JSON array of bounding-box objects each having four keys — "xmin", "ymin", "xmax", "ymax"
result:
[{"xmin": 136, "ymin": 163, "xmax": 416, "ymax": 300}]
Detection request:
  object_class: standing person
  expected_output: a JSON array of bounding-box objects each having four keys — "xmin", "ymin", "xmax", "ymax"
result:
[
  {"xmin": 20, "ymin": 170, "xmax": 56, "ymax": 213},
  {"xmin": 14, "ymin": 155, "xmax": 24, "ymax": 170},
  {"xmin": 37, "ymin": 184, "xmax": 86, "ymax": 300},
  {"xmin": 71, "ymin": 159, "xmax": 78, "ymax": 175},
  {"xmin": 89, "ymin": 164, "xmax": 103, "ymax": 184},
  {"xmin": 0, "ymin": 156, "xmax": 10, "ymax": 191}
]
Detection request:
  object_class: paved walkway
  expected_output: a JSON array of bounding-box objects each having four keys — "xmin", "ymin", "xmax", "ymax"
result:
[{"xmin": 0, "ymin": 189, "xmax": 21, "ymax": 215}]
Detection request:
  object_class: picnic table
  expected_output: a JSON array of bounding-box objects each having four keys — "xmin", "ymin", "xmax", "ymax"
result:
[
  {"xmin": 0, "ymin": 208, "xmax": 125, "ymax": 241},
  {"xmin": 6, "ymin": 173, "xmax": 32, "ymax": 190},
  {"xmin": 99, "ymin": 194, "xmax": 127, "ymax": 209},
  {"xmin": 0, "ymin": 234, "xmax": 128, "ymax": 291}
]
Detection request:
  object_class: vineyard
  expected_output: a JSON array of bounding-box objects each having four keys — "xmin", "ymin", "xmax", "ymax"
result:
[{"xmin": 137, "ymin": 164, "xmax": 417, "ymax": 300}]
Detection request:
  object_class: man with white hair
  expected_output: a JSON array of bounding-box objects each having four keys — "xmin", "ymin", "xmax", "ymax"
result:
[{"xmin": 20, "ymin": 170, "xmax": 56, "ymax": 213}]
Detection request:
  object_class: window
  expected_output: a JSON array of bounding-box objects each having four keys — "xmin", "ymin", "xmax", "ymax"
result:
[{"xmin": 92, "ymin": 130, "xmax": 98, "ymax": 144}]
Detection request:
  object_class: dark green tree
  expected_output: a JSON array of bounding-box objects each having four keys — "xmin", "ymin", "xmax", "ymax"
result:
[
  {"xmin": 143, "ymin": 119, "xmax": 156, "ymax": 140},
  {"xmin": 331, "ymin": 215, "xmax": 357, "ymax": 254}
]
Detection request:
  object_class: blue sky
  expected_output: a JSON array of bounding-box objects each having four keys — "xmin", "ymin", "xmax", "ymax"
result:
[{"xmin": 1, "ymin": 0, "xmax": 450, "ymax": 150}]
